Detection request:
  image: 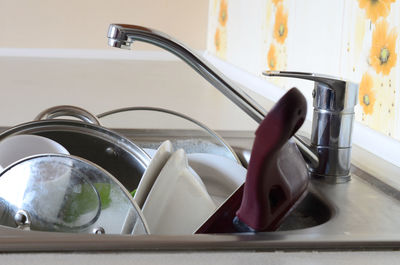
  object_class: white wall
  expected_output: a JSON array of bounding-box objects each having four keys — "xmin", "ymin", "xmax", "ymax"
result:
[{"xmin": 0, "ymin": 0, "xmax": 209, "ymax": 50}]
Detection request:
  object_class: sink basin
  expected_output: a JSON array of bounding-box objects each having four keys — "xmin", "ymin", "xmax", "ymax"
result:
[
  {"xmin": 0, "ymin": 128, "xmax": 399, "ymax": 252},
  {"xmin": 277, "ymin": 189, "xmax": 332, "ymax": 231},
  {"xmin": 110, "ymin": 129, "xmax": 334, "ymax": 232}
]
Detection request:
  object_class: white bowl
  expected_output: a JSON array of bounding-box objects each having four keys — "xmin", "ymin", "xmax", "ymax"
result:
[
  {"xmin": 0, "ymin": 135, "xmax": 70, "ymax": 224},
  {"xmin": 0, "ymin": 134, "xmax": 69, "ymax": 170}
]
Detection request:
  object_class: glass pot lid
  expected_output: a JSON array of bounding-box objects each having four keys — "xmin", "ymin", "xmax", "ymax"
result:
[{"xmin": 0, "ymin": 154, "xmax": 148, "ymax": 235}]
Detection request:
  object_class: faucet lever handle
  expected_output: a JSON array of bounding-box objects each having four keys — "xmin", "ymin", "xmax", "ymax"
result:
[
  {"xmin": 263, "ymin": 71, "xmax": 346, "ymax": 90},
  {"xmin": 263, "ymin": 70, "xmax": 358, "ymax": 112}
]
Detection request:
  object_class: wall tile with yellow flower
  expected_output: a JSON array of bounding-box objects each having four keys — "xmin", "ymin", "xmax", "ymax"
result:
[
  {"xmin": 369, "ymin": 19, "xmax": 397, "ymax": 76},
  {"xmin": 358, "ymin": 72, "xmax": 376, "ymax": 116},
  {"xmin": 208, "ymin": 0, "xmax": 229, "ymax": 59},
  {"xmin": 357, "ymin": 0, "xmax": 396, "ymax": 23},
  {"xmin": 343, "ymin": 0, "xmax": 399, "ymax": 140},
  {"xmin": 267, "ymin": 43, "xmax": 278, "ymax": 70},
  {"xmin": 271, "ymin": 0, "xmax": 283, "ymax": 6},
  {"xmin": 357, "ymin": 72, "xmax": 397, "ymax": 137},
  {"xmin": 206, "ymin": 0, "xmax": 400, "ymax": 147},
  {"xmin": 262, "ymin": 1, "xmax": 289, "ymax": 89},
  {"xmin": 274, "ymin": 3, "xmax": 288, "ymax": 44},
  {"xmin": 218, "ymin": 0, "xmax": 228, "ymax": 27},
  {"xmin": 214, "ymin": 26, "xmax": 228, "ymax": 59}
]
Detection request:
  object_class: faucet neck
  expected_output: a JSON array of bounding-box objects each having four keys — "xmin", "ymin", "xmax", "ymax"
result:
[{"xmin": 108, "ymin": 24, "xmax": 267, "ymax": 124}]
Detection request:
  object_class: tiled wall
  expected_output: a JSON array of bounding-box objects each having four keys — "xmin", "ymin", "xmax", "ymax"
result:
[{"xmin": 207, "ymin": 0, "xmax": 400, "ymax": 141}]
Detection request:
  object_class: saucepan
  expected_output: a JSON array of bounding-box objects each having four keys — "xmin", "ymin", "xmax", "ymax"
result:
[{"xmin": 0, "ymin": 105, "xmax": 151, "ymax": 192}]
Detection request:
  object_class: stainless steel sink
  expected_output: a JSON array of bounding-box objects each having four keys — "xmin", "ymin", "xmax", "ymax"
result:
[{"xmin": 0, "ymin": 128, "xmax": 399, "ymax": 252}]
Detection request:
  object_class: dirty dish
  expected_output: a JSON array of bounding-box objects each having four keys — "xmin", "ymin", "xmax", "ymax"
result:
[
  {"xmin": 0, "ymin": 134, "xmax": 69, "ymax": 170},
  {"xmin": 187, "ymin": 153, "xmax": 246, "ymax": 206},
  {"xmin": 142, "ymin": 149, "xmax": 216, "ymax": 235},
  {"xmin": 143, "ymin": 149, "xmax": 240, "ymax": 206},
  {"xmin": 134, "ymin": 140, "xmax": 173, "ymax": 208}
]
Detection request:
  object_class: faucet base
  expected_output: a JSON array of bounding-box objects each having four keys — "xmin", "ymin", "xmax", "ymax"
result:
[{"xmin": 309, "ymin": 172, "xmax": 351, "ymax": 184}]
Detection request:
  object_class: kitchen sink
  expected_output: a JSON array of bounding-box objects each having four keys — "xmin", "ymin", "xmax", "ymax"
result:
[{"xmin": 0, "ymin": 128, "xmax": 399, "ymax": 252}]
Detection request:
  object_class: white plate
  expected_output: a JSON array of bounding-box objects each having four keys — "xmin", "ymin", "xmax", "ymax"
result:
[
  {"xmin": 187, "ymin": 153, "xmax": 246, "ymax": 207},
  {"xmin": 134, "ymin": 141, "xmax": 173, "ymax": 208},
  {"xmin": 142, "ymin": 149, "xmax": 216, "ymax": 235},
  {"xmin": 143, "ymin": 149, "xmax": 247, "ymax": 207}
]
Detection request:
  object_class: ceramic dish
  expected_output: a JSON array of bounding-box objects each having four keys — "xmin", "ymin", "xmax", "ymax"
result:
[
  {"xmin": 142, "ymin": 149, "xmax": 216, "ymax": 235},
  {"xmin": 143, "ymin": 149, "xmax": 247, "ymax": 208},
  {"xmin": 187, "ymin": 153, "xmax": 246, "ymax": 207},
  {"xmin": 0, "ymin": 134, "xmax": 69, "ymax": 170},
  {"xmin": 134, "ymin": 140, "xmax": 173, "ymax": 208}
]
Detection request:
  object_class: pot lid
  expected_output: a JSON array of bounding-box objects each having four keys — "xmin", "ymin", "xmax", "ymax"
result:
[{"xmin": 0, "ymin": 154, "xmax": 148, "ymax": 235}]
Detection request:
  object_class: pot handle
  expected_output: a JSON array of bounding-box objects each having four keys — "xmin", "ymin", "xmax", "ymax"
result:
[{"xmin": 34, "ymin": 105, "xmax": 101, "ymax": 125}]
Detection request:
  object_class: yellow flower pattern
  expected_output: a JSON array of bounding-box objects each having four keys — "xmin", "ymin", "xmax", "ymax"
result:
[
  {"xmin": 271, "ymin": 0, "xmax": 283, "ymax": 6},
  {"xmin": 218, "ymin": 0, "xmax": 228, "ymax": 27},
  {"xmin": 369, "ymin": 19, "xmax": 397, "ymax": 75},
  {"xmin": 264, "ymin": 1, "xmax": 289, "ymax": 75},
  {"xmin": 208, "ymin": 0, "xmax": 400, "ymax": 141},
  {"xmin": 213, "ymin": 0, "xmax": 228, "ymax": 59},
  {"xmin": 268, "ymin": 44, "xmax": 277, "ymax": 70},
  {"xmin": 357, "ymin": 0, "xmax": 395, "ymax": 23},
  {"xmin": 359, "ymin": 73, "xmax": 376, "ymax": 115},
  {"xmin": 274, "ymin": 4, "xmax": 288, "ymax": 44},
  {"xmin": 214, "ymin": 28, "xmax": 221, "ymax": 52}
]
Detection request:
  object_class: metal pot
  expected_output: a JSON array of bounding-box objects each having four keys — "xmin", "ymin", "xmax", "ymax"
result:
[{"xmin": 0, "ymin": 105, "xmax": 151, "ymax": 192}]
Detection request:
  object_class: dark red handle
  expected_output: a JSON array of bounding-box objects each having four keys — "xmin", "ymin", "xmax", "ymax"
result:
[
  {"xmin": 235, "ymin": 87, "xmax": 307, "ymax": 231},
  {"xmin": 195, "ymin": 87, "xmax": 307, "ymax": 234}
]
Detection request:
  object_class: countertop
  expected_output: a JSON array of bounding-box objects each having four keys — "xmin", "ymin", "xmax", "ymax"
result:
[{"xmin": 2, "ymin": 251, "xmax": 400, "ymax": 265}]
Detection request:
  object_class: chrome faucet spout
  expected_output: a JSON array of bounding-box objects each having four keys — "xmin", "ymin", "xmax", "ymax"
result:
[
  {"xmin": 106, "ymin": 24, "xmax": 324, "ymax": 180},
  {"xmin": 107, "ymin": 24, "xmax": 267, "ymax": 123}
]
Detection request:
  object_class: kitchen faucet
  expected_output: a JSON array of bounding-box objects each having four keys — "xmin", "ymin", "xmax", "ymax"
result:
[
  {"xmin": 263, "ymin": 71, "xmax": 358, "ymax": 183},
  {"xmin": 107, "ymin": 24, "xmax": 358, "ymax": 183}
]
